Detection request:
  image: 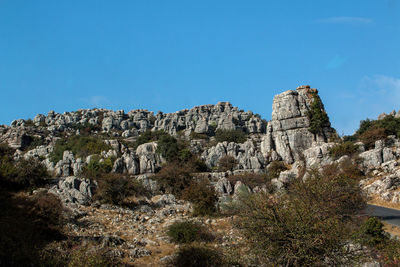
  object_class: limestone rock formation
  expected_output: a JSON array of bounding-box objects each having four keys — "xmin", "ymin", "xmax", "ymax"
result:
[{"xmin": 261, "ymin": 85, "xmax": 336, "ymax": 163}]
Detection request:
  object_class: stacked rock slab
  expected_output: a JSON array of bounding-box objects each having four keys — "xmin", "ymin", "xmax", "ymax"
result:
[{"xmin": 262, "ymin": 85, "xmax": 335, "ymax": 163}]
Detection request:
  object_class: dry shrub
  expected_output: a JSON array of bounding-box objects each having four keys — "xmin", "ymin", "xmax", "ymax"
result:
[
  {"xmin": 227, "ymin": 172, "xmax": 273, "ymax": 191},
  {"xmin": 154, "ymin": 161, "xmax": 193, "ymax": 197},
  {"xmin": 359, "ymin": 127, "xmax": 386, "ymax": 150},
  {"xmin": 233, "ymin": 166, "xmax": 366, "ymax": 266},
  {"xmin": 328, "ymin": 141, "xmax": 359, "ymax": 158},
  {"xmin": 181, "ymin": 179, "xmax": 218, "ymax": 216},
  {"xmin": 94, "ymin": 173, "xmax": 148, "ymax": 207},
  {"xmin": 218, "ymin": 155, "xmax": 237, "ymax": 172},
  {"xmin": 170, "ymin": 245, "xmax": 225, "ymax": 267},
  {"xmin": 267, "ymin": 161, "xmax": 288, "ymax": 179}
]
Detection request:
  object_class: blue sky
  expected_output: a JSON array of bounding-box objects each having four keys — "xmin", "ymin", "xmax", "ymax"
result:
[{"xmin": 0, "ymin": 0, "xmax": 399, "ymax": 135}]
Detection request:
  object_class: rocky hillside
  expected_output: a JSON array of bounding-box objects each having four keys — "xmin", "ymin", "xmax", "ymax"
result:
[{"xmin": 2, "ymin": 85, "xmax": 399, "ymax": 266}]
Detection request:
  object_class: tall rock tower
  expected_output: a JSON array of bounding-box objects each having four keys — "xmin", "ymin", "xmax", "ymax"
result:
[{"xmin": 262, "ymin": 85, "xmax": 336, "ymax": 163}]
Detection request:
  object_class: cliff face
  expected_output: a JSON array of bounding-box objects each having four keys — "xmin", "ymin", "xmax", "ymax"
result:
[{"xmin": 262, "ymin": 86, "xmax": 335, "ymax": 163}]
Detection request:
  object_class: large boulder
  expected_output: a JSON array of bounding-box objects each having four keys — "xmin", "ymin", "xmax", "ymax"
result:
[{"xmin": 50, "ymin": 176, "xmax": 96, "ymax": 206}]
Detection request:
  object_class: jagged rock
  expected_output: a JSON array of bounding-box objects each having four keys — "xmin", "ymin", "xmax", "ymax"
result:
[
  {"xmin": 261, "ymin": 86, "xmax": 335, "ymax": 164},
  {"xmin": 363, "ymin": 174, "xmax": 400, "ymax": 195},
  {"xmin": 303, "ymin": 143, "xmax": 335, "ymax": 168},
  {"xmin": 50, "ymin": 176, "xmax": 96, "ymax": 206},
  {"xmin": 201, "ymin": 140, "xmax": 266, "ymax": 170},
  {"xmin": 136, "ymin": 142, "xmax": 162, "ymax": 173},
  {"xmin": 215, "ymin": 177, "xmax": 233, "ymax": 195}
]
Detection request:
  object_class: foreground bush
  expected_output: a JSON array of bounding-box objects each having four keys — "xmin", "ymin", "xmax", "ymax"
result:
[
  {"xmin": 171, "ymin": 245, "xmax": 225, "ymax": 267},
  {"xmin": 167, "ymin": 220, "xmax": 212, "ymax": 244},
  {"xmin": 94, "ymin": 174, "xmax": 148, "ymax": 207},
  {"xmin": 233, "ymin": 166, "xmax": 366, "ymax": 266},
  {"xmin": 0, "ymin": 144, "xmax": 49, "ymax": 189},
  {"xmin": 182, "ymin": 179, "xmax": 218, "ymax": 216},
  {"xmin": 0, "ymin": 190, "xmax": 65, "ymax": 266}
]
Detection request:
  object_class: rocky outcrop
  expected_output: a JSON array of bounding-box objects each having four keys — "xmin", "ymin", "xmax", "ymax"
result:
[
  {"xmin": 201, "ymin": 140, "xmax": 266, "ymax": 170},
  {"xmin": 50, "ymin": 176, "xmax": 96, "ymax": 206},
  {"xmin": 10, "ymin": 102, "xmax": 266, "ymax": 137},
  {"xmin": 261, "ymin": 86, "xmax": 335, "ymax": 164}
]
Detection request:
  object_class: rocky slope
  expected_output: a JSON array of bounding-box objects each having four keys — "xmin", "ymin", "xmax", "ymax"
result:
[{"xmin": 2, "ymin": 85, "xmax": 395, "ymax": 265}]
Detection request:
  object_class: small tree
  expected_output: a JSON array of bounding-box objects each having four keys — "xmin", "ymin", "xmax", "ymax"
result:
[{"xmin": 306, "ymin": 92, "xmax": 330, "ymax": 135}]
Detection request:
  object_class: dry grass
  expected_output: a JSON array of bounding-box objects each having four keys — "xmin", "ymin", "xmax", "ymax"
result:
[
  {"xmin": 383, "ymin": 222, "xmax": 400, "ymax": 238},
  {"xmin": 368, "ymin": 195, "xmax": 400, "ymax": 210}
]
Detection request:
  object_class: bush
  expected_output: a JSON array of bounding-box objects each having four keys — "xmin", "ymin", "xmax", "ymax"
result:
[
  {"xmin": 190, "ymin": 131, "xmax": 208, "ymax": 140},
  {"xmin": 218, "ymin": 155, "xmax": 237, "ymax": 172},
  {"xmin": 154, "ymin": 162, "xmax": 193, "ymax": 197},
  {"xmin": 228, "ymin": 173, "xmax": 273, "ymax": 191},
  {"xmin": 182, "ymin": 179, "xmax": 218, "ymax": 216},
  {"xmin": 94, "ymin": 174, "xmax": 148, "ymax": 207},
  {"xmin": 171, "ymin": 245, "xmax": 225, "ymax": 267},
  {"xmin": 0, "ymin": 144, "xmax": 49, "ymax": 189},
  {"xmin": 156, "ymin": 134, "xmax": 180, "ymax": 161},
  {"xmin": 133, "ymin": 130, "xmax": 168, "ymax": 150},
  {"xmin": 167, "ymin": 220, "xmax": 212, "ymax": 244},
  {"xmin": 355, "ymin": 217, "xmax": 387, "ymax": 247},
  {"xmin": 233, "ymin": 166, "xmax": 366, "ymax": 266},
  {"xmin": 49, "ymin": 135, "xmax": 111, "ymax": 163},
  {"xmin": 214, "ymin": 129, "xmax": 247, "ymax": 143},
  {"xmin": 306, "ymin": 91, "xmax": 330, "ymax": 134},
  {"xmin": 329, "ymin": 141, "xmax": 359, "ymax": 158},
  {"xmin": 359, "ymin": 127, "xmax": 386, "ymax": 149},
  {"xmin": 0, "ymin": 189, "xmax": 65, "ymax": 266},
  {"xmin": 267, "ymin": 161, "xmax": 288, "ymax": 179},
  {"xmin": 80, "ymin": 156, "xmax": 114, "ymax": 179}
]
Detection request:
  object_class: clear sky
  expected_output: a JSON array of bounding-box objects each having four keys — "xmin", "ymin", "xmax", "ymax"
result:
[{"xmin": 0, "ymin": 0, "xmax": 399, "ymax": 135}]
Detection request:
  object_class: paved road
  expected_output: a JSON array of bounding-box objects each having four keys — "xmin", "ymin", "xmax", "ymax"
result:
[{"xmin": 365, "ymin": 204, "xmax": 400, "ymax": 227}]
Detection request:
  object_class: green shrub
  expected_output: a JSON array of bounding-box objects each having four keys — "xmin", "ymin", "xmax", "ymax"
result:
[
  {"xmin": 154, "ymin": 162, "xmax": 193, "ymax": 197},
  {"xmin": 0, "ymin": 144, "xmax": 49, "ymax": 189},
  {"xmin": 328, "ymin": 141, "xmax": 359, "ymax": 158},
  {"xmin": 190, "ymin": 131, "xmax": 208, "ymax": 140},
  {"xmin": 306, "ymin": 91, "xmax": 330, "ymax": 134},
  {"xmin": 94, "ymin": 174, "xmax": 148, "ymax": 207},
  {"xmin": 214, "ymin": 129, "xmax": 247, "ymax": 143},
  {"xmin": 156, "ymin": 134, "xmax": 180, "ymax": 161},
  {"xmin": 24, "ymin": 135, "xmax": 45, "ymax": 151},
  {"xmin": 267, "ymin": 161, "xmax": 288, "ymax": 179},
  {"xmin": 171, "ymin": 245, "xmax": 225, "ymax": 267},
  {"xmin": 80, "ymin": 156, "xmax": 114, "ymax": 179},
  {"xmin": 182, "ymin": 179, "xmax": 218, "ymax": 216},
  {"xmin": 133, "ymin": 130, "xmax": 167, "ymax": 150},
  {"xmin": 167, "ymin": 220, "xmax": 212, "ymax": 244},
  {"xmin": 49, "ymin": 135, "xmax": 111, "ymax": 163},
  {"xmin": 355, "ymin": 217, "xmax": 387, "ymax": 247},
  {"xmin": 218, "ymin": 155, "xmax": 237, "ymax": 172}
]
